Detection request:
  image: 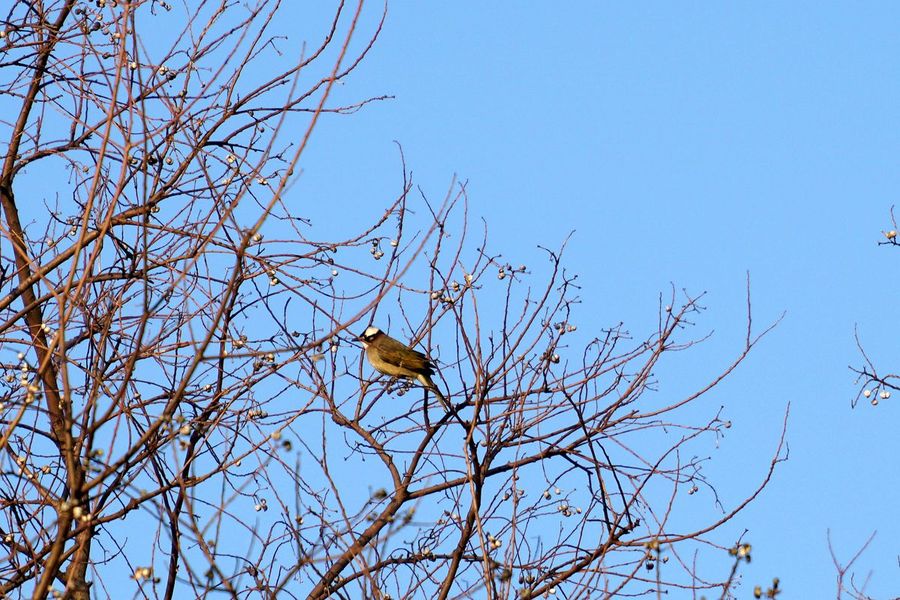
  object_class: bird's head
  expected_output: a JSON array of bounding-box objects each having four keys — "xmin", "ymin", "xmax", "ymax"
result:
[{"xmin": 359, "ymin": 326, "xmax": 382, "ymax": 347}]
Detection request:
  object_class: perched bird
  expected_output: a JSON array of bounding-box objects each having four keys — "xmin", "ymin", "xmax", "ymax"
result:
[{"xmin": 359, "ymin": 326, "xmax": 448, "ymax": 409}]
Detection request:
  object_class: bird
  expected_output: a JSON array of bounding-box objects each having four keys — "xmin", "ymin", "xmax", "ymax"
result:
[{"xmin": 359, "ymin": 326, "xmax": 448, "ymax": 409}]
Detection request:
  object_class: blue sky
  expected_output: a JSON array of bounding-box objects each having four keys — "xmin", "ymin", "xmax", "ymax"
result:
[
  {"xmin": 7, "ymin": 3, "xmax": 900, "ymax": 597},
  {"xmin": 293, "ymin": 3, "xmax": 900, "ymax": 597}
]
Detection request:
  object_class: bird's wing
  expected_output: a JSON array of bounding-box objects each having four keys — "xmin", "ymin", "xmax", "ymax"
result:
[{"xmin": 379, "ymin": 335, "xmax": 434, "ymax": 374}]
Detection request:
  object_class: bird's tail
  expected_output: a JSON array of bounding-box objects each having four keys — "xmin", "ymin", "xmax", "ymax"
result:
[{"xmin": 418, "ymin": 374, "xmax": 450, "ymax": 411}]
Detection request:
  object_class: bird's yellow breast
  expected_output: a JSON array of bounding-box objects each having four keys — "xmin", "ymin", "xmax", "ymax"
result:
[{"xmin": 366, "ymin": 346, "xmax": 419, "ymax": 379}]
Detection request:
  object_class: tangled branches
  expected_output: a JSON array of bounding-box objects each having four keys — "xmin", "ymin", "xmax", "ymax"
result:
[{"xmin": 0, "ymin": 2, "xmax": 783, "ymax": 598}]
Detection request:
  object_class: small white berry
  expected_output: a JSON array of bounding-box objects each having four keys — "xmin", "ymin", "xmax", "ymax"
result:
[{"xmin": 863, "ymin": 389, "xmax": 872, "ymax": 398}]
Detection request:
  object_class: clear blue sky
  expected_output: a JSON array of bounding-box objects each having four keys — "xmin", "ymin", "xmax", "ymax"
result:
[{"xmin": 292, "ymin": 3, "xmax": 900, "ymax": 596}]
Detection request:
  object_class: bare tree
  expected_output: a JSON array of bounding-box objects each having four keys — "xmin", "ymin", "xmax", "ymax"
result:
[
  {"xmin": 852, "ymin": 207, "xmax": 900, "ymax": 408},
  {"xmin": 0, "ymin": 2, "xmax": 784, "ymax": 599}
]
